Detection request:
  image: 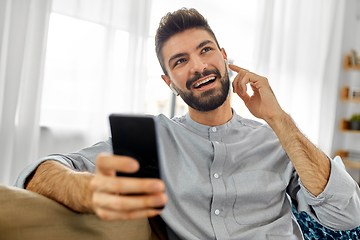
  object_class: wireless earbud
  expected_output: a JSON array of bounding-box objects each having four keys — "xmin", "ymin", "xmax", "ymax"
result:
[
  {"xmin": 225, "ymin": 59, "xmax": 233, "ymax": 96},
  {"xmin": 225, "ymin": 59, "xmax": 230, "ymax": 75},
  {"xmin": 169, "ymin": 83, "xmax": 179, "ymax": 96}
]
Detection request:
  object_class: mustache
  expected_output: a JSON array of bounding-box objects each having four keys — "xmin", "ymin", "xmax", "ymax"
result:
[{"xmin": 186, "ymin": 69, "xmax": 222, "ymax": 90}]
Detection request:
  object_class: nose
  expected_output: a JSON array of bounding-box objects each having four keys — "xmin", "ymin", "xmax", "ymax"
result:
[{"xmin": 189, "ymin": 56, "xmax": 207, "ymax": 74}]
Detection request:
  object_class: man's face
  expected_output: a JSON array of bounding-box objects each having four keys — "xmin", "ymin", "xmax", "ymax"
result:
[{"xmin": 161, "ymin": 28, "xmax": 230, "ymax": 112}]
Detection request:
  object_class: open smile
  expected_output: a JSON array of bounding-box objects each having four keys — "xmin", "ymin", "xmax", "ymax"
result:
[{"xmin": 192, "ymin": 75, "xmax": 217, "ymax": 91}]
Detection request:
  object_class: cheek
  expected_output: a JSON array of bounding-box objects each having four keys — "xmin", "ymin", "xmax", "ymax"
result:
[
  {"xmin": 219, "ymin": 62, "xmax": 227, "ymax": 75},
  {"xmin": 209, "ymin": 54, "xmax": 225, "ymax": 72},
  {"xmin": 216, "ymin": 58, "xmax": 225, "ymax": 70},
  {"xmin": 170, "ymin": 71, "xmax": 188, "ymax": 87}
]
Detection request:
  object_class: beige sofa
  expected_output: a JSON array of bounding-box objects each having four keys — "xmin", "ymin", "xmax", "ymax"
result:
[{"xmin": 0, "ymin": 185, "xmax": 163, "ymax": 240}]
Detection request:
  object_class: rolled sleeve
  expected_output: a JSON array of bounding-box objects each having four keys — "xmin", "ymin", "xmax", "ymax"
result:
[
  {"xmin": 15, "ymin": 138, "xmax": 113, "ymax": 189},
  {"xmin": 298, "ymin": 158, "xmax": 360, "ymax": 230},
  {"xmin": 14, "ymin": 156, "xmax": 75, "ymax": 189}
]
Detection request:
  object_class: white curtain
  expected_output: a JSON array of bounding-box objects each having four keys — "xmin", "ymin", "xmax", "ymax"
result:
[
  {"xmin": 0, "ymin": 0, "xmax": 51, "ymax": 185},
  {"xmin": 51, "ymin": 0, "xmax": 151, "ymax": 115},
  {"xmin": 50, "ymin": 0, "xmax": 151, "ymax": 114},
  {"xmin": 39, "ymin": 0, "xmax": 152, "ymax": 149},
  {"xmin": 0, "ymin": 0, "xmax": 153, "ymax": 186},
  {"xmin": 254, "ymin": 0, "xmax": 346, "ymax": 155}
]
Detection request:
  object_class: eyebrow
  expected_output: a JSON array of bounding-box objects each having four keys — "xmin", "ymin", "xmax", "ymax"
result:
[
  {"xmin": 196, "ymin": 40, "xmax": 212, "ymax": 50},
  {"xmin": 168, "ymin": 40, "xmax": 215, "ymax": 67},
  {"xmin": 168, "ymin": 53, "xmax": 187, "ymax": 67}
]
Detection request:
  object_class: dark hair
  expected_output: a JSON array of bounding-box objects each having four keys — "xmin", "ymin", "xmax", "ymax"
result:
[{"xmin": 155, "ymin": 8, "xmax": 221, "ymax": 76}]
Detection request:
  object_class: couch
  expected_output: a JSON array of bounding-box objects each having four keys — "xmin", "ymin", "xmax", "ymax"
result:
[{"xmin": 0, "ymin": 184, "xmax": 161, "ymax": 240}]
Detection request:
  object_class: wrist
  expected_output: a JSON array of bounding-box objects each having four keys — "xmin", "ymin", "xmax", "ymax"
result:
[
  {"xmin": 68, "ymin": 171, "xmax": 95, "ymax": 213},
  {"xmin": 264, "ymin": 110, "xmax": 289, "ymax": 129}
]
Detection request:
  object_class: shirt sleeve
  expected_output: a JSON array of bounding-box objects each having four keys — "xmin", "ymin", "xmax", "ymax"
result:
[
  {"xmin": 14, "ymin": 138, "xmax": 113, "ymax": 189},
  {"xmin": 292, "ymin": 157, "xmax": 360, "ymax": 231}
]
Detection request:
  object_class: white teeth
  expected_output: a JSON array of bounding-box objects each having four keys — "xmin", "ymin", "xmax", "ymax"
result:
[{"xmin": 194, "ymin": 76, "xmax": 215, "ymax": 88}]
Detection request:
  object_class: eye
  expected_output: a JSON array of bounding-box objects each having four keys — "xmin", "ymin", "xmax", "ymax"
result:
[
  {"xmin": 174, "ymin": 58, "xmax": 186, "ymax": 67},
  {"xmin": 201, "ymin": 47, "xmax": 212, "ymax": 53}
]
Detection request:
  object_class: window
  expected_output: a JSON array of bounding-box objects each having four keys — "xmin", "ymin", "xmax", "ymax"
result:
[{"xmin": 40, "ymin": 13, "xmax": 107, "ymax": 129}]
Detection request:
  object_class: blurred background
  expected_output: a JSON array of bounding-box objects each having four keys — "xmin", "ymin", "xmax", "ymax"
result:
[{"xmin": 1, "ymin": 0, "xmax": 360, "ymax": 186}]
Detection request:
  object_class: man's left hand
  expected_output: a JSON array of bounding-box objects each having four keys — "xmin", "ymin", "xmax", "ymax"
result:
[{"xmin": 229, "ymin": 64, "xmax": 284, "ymax": 123}]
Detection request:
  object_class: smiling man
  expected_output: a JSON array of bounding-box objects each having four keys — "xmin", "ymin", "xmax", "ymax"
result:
[
  {"xmin": 16, "ymin": 8, "xmax": 360, "ymax": 240},
  {"xmin": 161, "ymin": 30, "xmax": 230, "ymax": 114}
]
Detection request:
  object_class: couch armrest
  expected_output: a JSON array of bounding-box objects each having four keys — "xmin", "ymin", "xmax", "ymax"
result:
[{"xmin": 0, "ymin": 185, "xmax": 153, "ymax": 240}]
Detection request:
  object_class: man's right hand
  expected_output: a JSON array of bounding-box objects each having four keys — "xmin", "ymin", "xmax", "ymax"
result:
[{"xmin": 90, "ymin": 153, "xmax": 167, "ymax": 221}]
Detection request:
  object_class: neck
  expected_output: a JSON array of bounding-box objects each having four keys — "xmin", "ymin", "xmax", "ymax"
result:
[{"xmin": 188, "ymin": 97, "xmax": 233, "ymax": 126}]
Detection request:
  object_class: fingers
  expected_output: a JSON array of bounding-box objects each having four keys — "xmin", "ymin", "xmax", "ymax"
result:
[
  {"xmin": 91, "ymin": 182, "xmax": 167, "ymax": 220},
  {"xmin": 90, "ymin": 153, "xmax": 167, "ymax": 221},
  {"xmin": 92, "ymin": 153, "xmax": 165, "ymax": 195},
  {"xmin": 230, "ymin": 64, "xmax": 251, "ymax": 101},
  {"xmin": 95, "ymin": 206, "xmax": 163, "ymax": 221},
  {"xmin": 229, "ymin": 63, "xmax": 267, "ymax": 100},
  {"xmin": 228, "ymin": 63, "xmax": 246, "ymax": 73},
  {"xmin": 90, "ymin": 174, "xmax": 165, "ymax": 195},
  {"xmin": 96, "ymin": 153, "xmax": 139, "ymax": 176},
  {"xmin": 93, "ymin": 191, "xmax": 167, "ymax": 213}
]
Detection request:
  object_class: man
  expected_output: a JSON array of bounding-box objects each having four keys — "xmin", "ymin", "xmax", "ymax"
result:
[{"xmin": 16, "ymin": 8, "xmax": 360, "ymax": 239}]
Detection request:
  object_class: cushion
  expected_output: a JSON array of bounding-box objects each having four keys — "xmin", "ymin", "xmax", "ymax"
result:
[
  {"xmin": 0, "ymin": 184, "xmax": 155, "ymax": 240},
  {"xmin": 292, "ymin": 204, "xmax": 360, "ymax": 239}
]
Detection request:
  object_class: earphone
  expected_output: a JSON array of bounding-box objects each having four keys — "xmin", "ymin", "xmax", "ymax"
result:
[
  {"xmin": 169, "ymin": 83, "xmax": 179, "ymax": 96},
  {"xmin": 225, "ymin": 59, "xmax": 230, "ymax": 76}
]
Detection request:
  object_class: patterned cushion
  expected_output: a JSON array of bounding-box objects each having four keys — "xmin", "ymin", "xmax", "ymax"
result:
[{"xmin": 292, "ymin": 204, "xmax": 360, "ymax": 240}]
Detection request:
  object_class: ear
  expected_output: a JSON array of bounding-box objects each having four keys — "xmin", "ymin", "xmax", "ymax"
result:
[
  {"xmin": 161, "ymin": 75, "xmax": 171, "ymax": 87},
  {"xmin": 221, "ymin": 48, "xmax": 227, "ymax": 60}
]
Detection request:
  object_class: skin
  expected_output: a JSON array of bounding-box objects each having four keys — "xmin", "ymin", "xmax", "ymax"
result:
[
  {"xmin": 26, "ymin": 28, "xmax": 330, "ymax": 221},
  {"xmin": 161, "ymin": 29, "xmax": 233, "ymax": 126}
]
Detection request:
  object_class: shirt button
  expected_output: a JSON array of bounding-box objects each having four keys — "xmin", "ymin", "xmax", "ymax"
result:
[
  {"xmin": 211, "ymin": 127, "xmax": 217, "ymax": 132},
  {"xmin": 214, "ymin": 209, "xmax": 220, "ymax": 215},
  {"xmin": 213, "ymin": 173, "xmax": 220, "ymax": 179}
]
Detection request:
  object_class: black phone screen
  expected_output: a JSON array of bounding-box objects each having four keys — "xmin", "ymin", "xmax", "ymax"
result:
[{"xmin": 109, "ymin": 114, "xmax": 161, "ymax": 179}]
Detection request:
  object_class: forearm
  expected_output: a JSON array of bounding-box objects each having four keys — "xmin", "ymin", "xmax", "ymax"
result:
[
  {"xmin": 230, "ymin": 65, "xmax": 332, "ymax": 196},
  {"xmin": 267, "ymin": 112, "xmax": 330, "ymax": 196},
  {"xmin": 26, "ymin": 160, "xmax": 94, "ymax": 213}
]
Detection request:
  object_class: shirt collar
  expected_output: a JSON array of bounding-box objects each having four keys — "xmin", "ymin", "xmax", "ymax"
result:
[{"xmin": 183, "ymin": 108, "xmax": 237, "ymax": 133}]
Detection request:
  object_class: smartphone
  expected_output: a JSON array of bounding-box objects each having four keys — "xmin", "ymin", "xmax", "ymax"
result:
[{"xmin": 109, "ymin": 114, "xmax": 161, "ymax": 179}]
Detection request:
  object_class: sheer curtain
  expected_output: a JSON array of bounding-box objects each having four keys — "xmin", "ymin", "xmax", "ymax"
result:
[
  {"xmin": 39, "ymin": 0, "xmax": 152, "ymax": 152},
  {"xmin": 50, "ymin": 0, "xmax": 151, "ymax": 114},
  {"xmin": 0, "ymin": 0, "xmax": 152, "ymax": 185},
  {"xmin": 253, "ymin": 0, "xmax": 346, "ymax": 154},
  {"xmin": 0, "ymin": 0, "xmax": 51, "ymax": 185}
]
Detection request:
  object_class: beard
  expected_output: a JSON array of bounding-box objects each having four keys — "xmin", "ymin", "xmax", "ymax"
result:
[{"xmin": 174, "ymin": 66, "xmax": 230, "ymax": 112}]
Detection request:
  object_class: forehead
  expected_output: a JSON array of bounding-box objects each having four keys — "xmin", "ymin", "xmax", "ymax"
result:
[{"xmin": 162, "ymin": 28, "xmax": 217, "ymax": 63}]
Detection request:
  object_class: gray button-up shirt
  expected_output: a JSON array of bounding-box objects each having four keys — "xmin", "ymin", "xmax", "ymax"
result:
[{"xmin": 16, "ymin": 111, "xmax": 360, "ymax": 240}]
